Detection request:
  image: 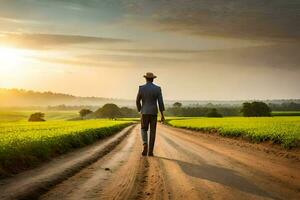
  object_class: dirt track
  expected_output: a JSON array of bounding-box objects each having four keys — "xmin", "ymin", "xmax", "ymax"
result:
[{"xmin": 37, "ymin": 124, "xmax": 299, "ymax": 200}]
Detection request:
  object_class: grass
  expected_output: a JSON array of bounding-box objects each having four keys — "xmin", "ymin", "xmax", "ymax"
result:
[
  {"xmin": 0, "ymin": 119, "xmax": 132, "ymax": 176},
  {"xmin": 168, "ymin": 117, "xmax": 300, "ymax": 148}
]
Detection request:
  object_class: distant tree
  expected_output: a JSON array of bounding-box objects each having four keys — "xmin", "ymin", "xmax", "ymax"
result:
[
  {"xmin": 206, "ymin": 108, "xmax": 223, "ymax": 118},
  {"xmin": 92, "ymin": 104, "xmax": 138, "ymax": 119},
  {"xmin": 241, "ymin": 102, "xmax": 253, "ymax": 116},
  {"xmin": 98, "ymin": 103, "xmax": 122, "ymax": 119},
  {"xmin": 28, "ymin": 112, "xmax": 46, "ymax": 122},
  {"xmin": 169, "ymin": 102, "xmax": 182, "ymax": 116},
  {"xmin": 119, "ymin": 107, "xmax": 139, "ymax": 118},
  {"xmin": 79, "ymin": 109, "xmax": 92, "ymax": 118},
  {"xmin": 251, "ymin": 102, "xmax": 272, "ymax": 116},
  {"xmin": 205, "ymin": 103, "xmax": 214, "ymax": 108},
  {"xmin": 241, "ymin": 102, "xmax": 271, "ymax": 117},
  {"xmin": 173, "ymin": 102, "xmax": 182, "ymax": 108}
]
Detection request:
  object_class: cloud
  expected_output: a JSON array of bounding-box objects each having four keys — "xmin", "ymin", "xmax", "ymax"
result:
[
  {"xmin": 35, "ymin": 52, "xmax": 187, "ymax": 68},
  {"xmin": 33, "ymin": 43, "xmax": 300, "ymax": 71},
  {"xmin": 123, "ymin": 0, "xmax": 300, "ymax": 42},
  {"xmin": 0, "ymin": 33, "xmax": 130, "ymax": 49},
  {"xmin": 186, "ymin": 44, "xmax": 300, "ymax": 70},
  {"xmin": 35, "ymin": 56, "xmax": 128, "ymax": 68},
  {"xmin": 3, "ymin": 1, "xmax": 299, "ymax": 42},
  {"xmin": 0, "ymin": 17, "xmax": 40, "ymax": 25},
  {"xmin": 100, "ymin": 48, "xmax": 205, "ymax": 54},
  {"xmin": 104, "ymin": 44, "xmax": 300, "ymax": 70}
]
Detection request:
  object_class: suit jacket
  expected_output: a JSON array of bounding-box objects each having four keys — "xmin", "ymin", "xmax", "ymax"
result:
[{"xmin": 136, "ymin": 82, "xmax": 165, "ymax": 115}]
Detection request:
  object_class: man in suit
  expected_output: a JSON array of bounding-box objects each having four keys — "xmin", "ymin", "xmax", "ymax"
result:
[{"xmin": 136, "ymin": 72, "xmax": 165, "ymax": 156}]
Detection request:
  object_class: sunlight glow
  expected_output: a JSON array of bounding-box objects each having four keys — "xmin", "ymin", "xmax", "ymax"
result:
[{"xmin": 0, "ymin": 46, "xmax": 27, "ymax": 74}]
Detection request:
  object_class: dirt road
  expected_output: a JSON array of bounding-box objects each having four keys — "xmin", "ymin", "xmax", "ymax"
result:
[{"xmin": 37, "ymin": 124, "xmax": 299, "ymax": 200}]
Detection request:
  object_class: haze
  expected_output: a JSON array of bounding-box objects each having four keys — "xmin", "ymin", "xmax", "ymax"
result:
[{"xmin": 0, "ymin": 0, "xmax": 299, "ymax": 100}]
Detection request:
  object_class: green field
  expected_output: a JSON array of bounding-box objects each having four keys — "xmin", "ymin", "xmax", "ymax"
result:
[
  {"xmin": 168, "ymin": 117, "xmax": 300, "ymax": 148},
  {"xmin": 0, "ymin": 109, "xmax": 78, "ymax": 122},
  {"xmin": 0, "ymin": 119, "xmax": 132, "ymax": 176}
]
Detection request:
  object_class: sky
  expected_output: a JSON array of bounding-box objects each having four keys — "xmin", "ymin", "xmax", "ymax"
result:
[{"xmin": 0, "ymin": 0, "xmax": 299, "ymax": 100}]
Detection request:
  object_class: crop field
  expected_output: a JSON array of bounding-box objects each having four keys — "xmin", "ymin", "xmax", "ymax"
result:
[
  {"xmin": 0, "ymin": 109, "xmax": 78, "ymax": 122},
  {"xmin": 0, "ymin": 119, "xmax": 132, "ymax": 176},
  {"xmin": 168, "ymin": 117, "xmax": 300, "ymax": 148}
]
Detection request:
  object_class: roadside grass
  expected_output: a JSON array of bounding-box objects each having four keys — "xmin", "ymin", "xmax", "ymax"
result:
[
  {"xmin": 0, "ymin": 119, "xmax": 133, "ymax": 176},
  {"xmin": 116, "ymin": 117, "xmax": 140, "ymax": 122},
  {"xmin": 168, "ymin": 117, "xmax": 300, "ymax": 148}
]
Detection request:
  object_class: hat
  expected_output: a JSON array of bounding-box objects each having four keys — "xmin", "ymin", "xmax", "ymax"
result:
[{"xmin": 143, "ymin": 72, "xmax": 157, "ymax": 79}]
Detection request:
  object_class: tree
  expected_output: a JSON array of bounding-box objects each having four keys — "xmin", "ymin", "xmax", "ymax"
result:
[
  {"xmin": 173, "ymin": 102, "xmax": 182, "ymax": 108},
  {"xmin": 251, "ymin": 101, "xmax": 272, "ymax": 116},
  {"xmin": 120, "ymin": 107, "xmax": 139, "ymax": 118},
  {"xmin": 98, "ymin": 103, "xmax": 122, "ymax": 119},
  {"xmin": 206, "ymin": 108, "xmax": 223, "ymax": 118},
  {"xmin": 241, "ymin": 101, "xmax": 271, "ymax": 117},
  {"xmin": 92, "ymin": 104, "xmax": 139, "ymax": 119},
  {"xmin": 79, "ymin": 109, "xmax": 92, "ymax": 118},
  {"xmin": 28, "ymin": 112, "xmax": 46, "ymax": 122},
  {"xmin": 241, "ymin": 102, "xmax": 253, "ymax": 116}
]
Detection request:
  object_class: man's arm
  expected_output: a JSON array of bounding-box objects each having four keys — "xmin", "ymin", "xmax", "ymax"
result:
[
  {"xmin": 160, "ymin": 111, "xmax": 165, "ymax": 123},
  {"xmin": 158, "ymin": 87, "xmax": 165, "ymax": 122},
  {"xmin": 136, "ymin": 86, "xmax": 142, "ymax": 112}
]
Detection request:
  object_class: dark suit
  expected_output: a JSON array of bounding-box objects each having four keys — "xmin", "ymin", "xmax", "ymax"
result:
[{"xmin": 136, "ymin": 82, "xmax": 165, "ymax": 153}]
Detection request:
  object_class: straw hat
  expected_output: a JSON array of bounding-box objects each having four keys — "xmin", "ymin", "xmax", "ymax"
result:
[{"xmin": 143, "ymin": 72, "xmax": 157, "ymax": 79}]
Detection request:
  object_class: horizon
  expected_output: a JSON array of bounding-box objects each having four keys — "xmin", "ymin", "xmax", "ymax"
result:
[
  {"xmin": 1, "ymin": 87, "xmax": 300, "ymax": 102},
  {"xmin": 0, "ymin": 0, "xmax": 300, "ymax": 100}
]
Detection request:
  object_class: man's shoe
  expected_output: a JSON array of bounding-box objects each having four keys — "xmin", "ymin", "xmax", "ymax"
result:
[
  {"xmin": 142, "ymin": 144, "xmax": 148, "ymax": 156},
  {"xmin": 148, "ymin": 152, "xmax": 154, "ymax": 157}
]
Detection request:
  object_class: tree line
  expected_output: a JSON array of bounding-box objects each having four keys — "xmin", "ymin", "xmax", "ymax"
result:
[
  {"xmin": 165, "ymin": 101, "xmax": 272, "ymax": 117},
  {"xmin": 268, "ymin": 102, "xmax": 300, "ymax": 111},
  {"xmin": 29, "ymin": 100, "xmax": 293, "ymax": 122},
  {"xmin": 165, "ymin": 102, "xmax": 239, "ymax": 117},
  {"xmin": 80, "ymin": 101, "xmax": 273, "ymax": 119}
]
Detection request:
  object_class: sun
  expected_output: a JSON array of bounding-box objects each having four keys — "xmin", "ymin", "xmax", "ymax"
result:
[{"xmin": 0, "ymin": 46, "xmax": 25, "ymax": 74}]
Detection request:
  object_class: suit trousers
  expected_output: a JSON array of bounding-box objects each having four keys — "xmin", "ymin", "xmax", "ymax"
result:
[{"xmin": 141, "ymin": 114, "xmax": 157, "ymax": 153}]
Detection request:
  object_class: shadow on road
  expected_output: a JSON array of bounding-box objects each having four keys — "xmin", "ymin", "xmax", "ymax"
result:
[{"xmin": 155, "ymin": 156, "xmax": 280, "ymax": 200}]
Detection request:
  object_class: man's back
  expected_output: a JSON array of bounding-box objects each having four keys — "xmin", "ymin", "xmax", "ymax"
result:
[
  {"xmin": 136, "ymin": 82, "xmax": 165, "ymax": 115},
  {"xmin": 136, "ymin": 72, "xmax": 165, "ymax": 156}
]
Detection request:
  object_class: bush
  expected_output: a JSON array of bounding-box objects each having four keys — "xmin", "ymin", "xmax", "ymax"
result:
[
  {"xmin": 28, "ymin": 112, "xmax": 46, "ymax": 122},
  {"xmin": 206, "ymin": 108, "xmax": 223, "ymax": 118},
  {"xmin": 241, "ymin": 102, "xmax": 271, "ymax": 117}
]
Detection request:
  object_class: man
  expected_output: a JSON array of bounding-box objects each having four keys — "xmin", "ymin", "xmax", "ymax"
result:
[{"xmin": 136, "ymin": 72, "xmax": 165, "ymax": 156}]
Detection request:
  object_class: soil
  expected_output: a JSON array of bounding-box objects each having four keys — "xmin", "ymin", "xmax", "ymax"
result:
[{"xmin": 1, "ymin": 124, "xmax": 299, "ymax": 200}]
